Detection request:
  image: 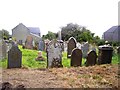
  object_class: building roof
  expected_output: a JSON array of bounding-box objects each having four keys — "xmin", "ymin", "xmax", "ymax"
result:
[
  {"xmin": 27, "ymin": 27, "xmax": 40, "ymax": 36},
  {"xmin": 105, "ymin": 26, "xmax": 120, "ymax": 33}
]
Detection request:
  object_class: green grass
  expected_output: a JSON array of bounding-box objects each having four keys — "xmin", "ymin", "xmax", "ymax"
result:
[{"xmin": 0, "ymin": 45, "xmax": 119, "ymax": 69}]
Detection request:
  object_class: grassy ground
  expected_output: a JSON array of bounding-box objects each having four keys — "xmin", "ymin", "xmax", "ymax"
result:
[{"xmin": 0, "ymin": 45, "xmax": 119, "ymax": 69}]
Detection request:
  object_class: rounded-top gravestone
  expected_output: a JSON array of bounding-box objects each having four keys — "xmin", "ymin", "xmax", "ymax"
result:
[
  {"xmin": 67, "ymin": 37, "xmax": 77, "ymax": 58},
  {"xmin": 71, "ymin": 48, "xmax": 82, "ymax": 67},
  {"xmin": 85, "ymin": 50, "xmax": 97, "ymax": 66}
]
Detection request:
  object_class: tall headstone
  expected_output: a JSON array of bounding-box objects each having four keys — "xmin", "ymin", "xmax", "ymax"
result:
[
  {"xmin": 25, "ymin": 35, "xmax": 33, "ymax": 49},
  {"xmin": 39, "ymin": 39, "xmax": 45, "ymax": 51},
  {"xmin": 71, "ymin": 48, "xmax": 82, "ymax": 67},
  {"xmin": 8, "ymin": 45, "xmax": 22, "ymax": 68},
  {"xmin": 85, "ymin": 50, "xmax": 97, "ymax": 66},
  {"xmin": 47, "ymin": 40, "xmax": 63, "ymax": 68},
  {"xmin": 81, "ymin": 42, "xmax": 89, "ymax": 58},
  {"xmin": 67, "ymin": 37, "xmax": 77, "ymax": 58},
  {"xmin": 58, "ymin": 30, "xmax": 61, "ymax": 40},
  {"xmin": 0, "ymin": 40, "xmax": 7, "ymax": 60}
]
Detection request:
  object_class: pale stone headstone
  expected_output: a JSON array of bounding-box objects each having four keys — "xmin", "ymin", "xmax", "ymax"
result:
[
  {"xmin": 85, "ymin": 50, "xmax": 97, "ymax": 66},
  {"xmin": 8, "ymin": 45, "xmax": 22, "ymax": 68},
  {"xmin": 67, "ymin": 37, "xmax": 77, "ymax": 58},
  {"xmin": 81, "ymin": 42, "xmax": 89, "ymax": 58},
  {"xmin": 25, "ymin": 35, "xmax": 33, "ymax": 49},
  {"xmin": 47, "ymin": 40, "xmax": 63, "ymax": 68},
  {"xmin": 0, "ymin": 40, "xmax": 7, "ymax": 60},
  {"xmin": 71, "ymin": 48, "xmax": 82, "ymax": 67},
  {"xmin": 39, "ymin": 39, "xmax": 45, "ymax": 51}
]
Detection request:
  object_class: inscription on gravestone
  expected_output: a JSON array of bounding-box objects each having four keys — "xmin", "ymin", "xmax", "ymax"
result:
[
  {"xmin": 67, "ymin": 37, "xmax": 77, "ymax": 58},
  {"xmin": 85, "ymin": 50, "xmax": 97, "ymax": 66},
  {"xmin": 71, "ymin": 48, "xmax": 82, "ymax": 67},
  {"xmin": 47, "ymin": 40, "xmax": 63, "ymax": 68},
  {"xmin": 8, "ymin": 45, "xmax": 22, "ymax": 68}
]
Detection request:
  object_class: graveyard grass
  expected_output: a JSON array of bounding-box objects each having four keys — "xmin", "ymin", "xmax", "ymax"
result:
[{"xmin": 0, "ymin": 45, "xmax": 119, "ymax": 68}]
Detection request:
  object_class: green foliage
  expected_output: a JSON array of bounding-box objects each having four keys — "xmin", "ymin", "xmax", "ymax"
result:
[
  {"xmin": 42, "ymin": 31, "xmax": 57, "ymax": 40},
  {"xmin": 61, "ymin": 23, "xmax": 101, "ymax": 44},
  {"xmin": 0, "ymin": 29, "xmax": 10, "ymax": 40}
]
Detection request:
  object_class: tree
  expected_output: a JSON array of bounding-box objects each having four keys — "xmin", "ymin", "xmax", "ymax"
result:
[
  {"xmin": 0, "ymin": 29, "xmax": 10, "ymax": 40},
  {"xmin": 42, "ymin": 31, "xmax": 57, "ymax": 40},
  {"xmin": 61, "ymin": 23, "xmax": 96, "ymax": 42}
]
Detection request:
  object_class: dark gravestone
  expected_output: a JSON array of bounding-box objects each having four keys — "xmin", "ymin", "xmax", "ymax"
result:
[
  {"xmin": 47, "ymin": 40, "xmax": 63, "ymax": 68},
  {"xmin": 25, "ymin": 35, "xmax": 33, "ymax": 49},
  {"xmin": 117, "ymin": 46, "xmax": 120, "ymax": 54},
  {"xmin": 8, "ymin": 45, "xmax": 22, "ymax": 68},
  {"xmin": 85, "ymin": 50, "xmax": 97, "ymax": 66},
  {"xmin": 98, "ymin": 46, "xmax": 113, "ymax": 65},
  {"xmin": 71, "ymin": 48, "xmax": 82, "ymax": 67},
  {"xmin": 67, "ymin": 37, "xmax": 77, "ymax": 58}
]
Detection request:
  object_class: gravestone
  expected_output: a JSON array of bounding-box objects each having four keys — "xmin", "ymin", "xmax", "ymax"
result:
[
  {"xmin": 71, "ymin": 48, "xmax": 82, "ymax": 67},
  {"xmin": 25, "ymin": 35, "xmax": 33, "ymax": 49},
  {"xmin": 81, "ymin": 42, "xmax": 89, "ymax": 58},
  {"xmin": 117, "ymin": 46, "xmax": 120, "ymax": 54},
  {"xmin": 39, "ymin": 39, "xmax": 45, "ymax": 51},
  {"xmin": 8, "ymin": 45, "xmax": 22, "ymax": 68},
  {"xmin": 85, "ymin": 50, "xmax": 97, "ymax": 66},
  {"xmin": 47, "ymin": 40, "xmax": 63, "ymax": 68},
  {"xmin": 67, "ymin": 37, "xmax": 77, "ymax": 58},
  {"xmin": 0, "ymin": 40, "xmax": 7, "ymax": 60}
]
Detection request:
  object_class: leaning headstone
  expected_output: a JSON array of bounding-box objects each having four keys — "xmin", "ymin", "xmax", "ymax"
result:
[
  {"xmin": 71, "ymin": 48, "xmax": 82, "ymax": 67},
  {"xmin": 47, "ymin": 40, "xmax": 63, "ymax": 68},
  {"xmin": 0, "ymin": 40, "xmax": 7, "ymax": 60},
  {"xmin": 67, "ymin": 37, "xmax": 77, "ymax": 58},
  {"xmin": 8, "ymin": 45, "xmax": 22, "ymax": 68},
  {"xmin": 25, "ymin": 35, "xmax": 33, "ymax": 49},
  {"xmin": 85, "ymin": 50, "xmax": 97, "ymax": 66},
  {"xmin": 81, "ymin": 42, "xmax": 89, "ymax": 58}
]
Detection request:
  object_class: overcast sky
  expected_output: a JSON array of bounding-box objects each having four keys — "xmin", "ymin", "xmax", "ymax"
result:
[{"xmin": 0, "ymin": 0, "xmax": 119, "ymax": 38}]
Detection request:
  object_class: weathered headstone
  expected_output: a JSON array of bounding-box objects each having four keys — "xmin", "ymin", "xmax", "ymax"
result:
[
  {"xmin": 47, "ymin": 40, "xmax": 63, "ymax": 68},
  {"xmin": 71, "ymin": 48, "xmax": 82, "ymax": 67},
  {"xmin": 8, "ymin": 45, "xmax": 22, "ymax": 68},
  {"xmin": 39, "ymin": 39, "xmax": 45, "ymax": 51},
  {"xmin": 67, "ymin": 37, "xmax": 77, "ymax": 58},
  {"xmin": 85, "ymin": 50, "xmax": 97, "ymax": 66},
  {"xmin": 81, "ymin": 42, "xmax": 89, "ymax": 58},
  {"xmin": 25, "ymin": 35, "xmax": 33, "ymax": 49},
  {"xmin": 0, "ymin": 40, "xmax": 7, "ymax": 60},
  {"xmin": 98, "ymin": 45, "xmax": 113, "ymax": 65},
  {"xmin": 117, "ymin": 46, "xmax": 120, "ymax": 54}
]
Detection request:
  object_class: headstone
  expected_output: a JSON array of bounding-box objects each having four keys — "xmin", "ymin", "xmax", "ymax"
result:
[
  {"xmin": 25, "ymin": 35, "xmax": 33, "ymax": 49},
  {"xmin": 85, "ymin": 50, "xmax": 97, "ymax": 66},
  {"xmin": 98, "ymin": 45, "xmax": 113, "ymax": 65},
  {"xmin": 0, "ymin": 40, "xmax": 7, "ymax": 60},
  {"xmin": 35, "ymin": 51, "xmax": 45, "ymax": 61},
  {"xmin": 81, "ymin": 42, "xmax": 89, "ymax": 58},
  {"xmin": 71, "ymin": 48, "xmax": 82, "ymax": 67},
  {"xmin": 47, "ymin": 40, "xmax": 63, "ymax": 68},
  {"xmin": 39, "ymin": 39, "xmax": 45, "ymax": 51},
  {"xmin": 117, "ymin": 46, "xmax": 120, "ymax": 54},
  {"xmin": 58, "ymin": 30, "xmax": 61, "ymax": 40},
  {"xmin": 8, "ymin": 45, "xmax": 22, "ymax": 68},
  {"xmin": 18, "ymin": 40, "xmax": 23, "ymax": 45},
  {"xmin": 67, "ymin": 37, "xmax": 77, "ymax": 58}
]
